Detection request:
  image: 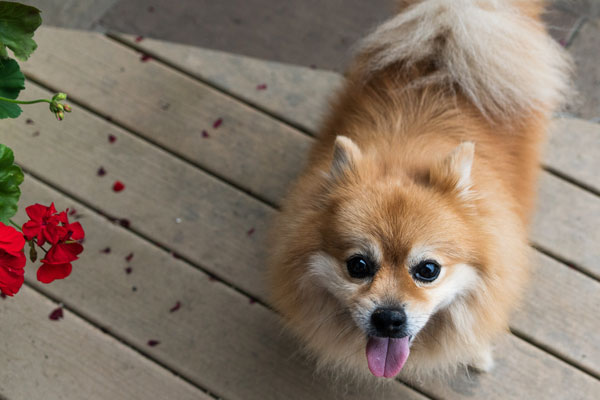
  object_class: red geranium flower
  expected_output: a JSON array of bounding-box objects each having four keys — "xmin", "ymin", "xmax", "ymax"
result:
[
  {"xmin": 22, "ymin": 203, "xmax": 69, "ymax": 245},
  {"xmin": 0, "ymin": 222, "xmax": 26, "ymax": 296}
]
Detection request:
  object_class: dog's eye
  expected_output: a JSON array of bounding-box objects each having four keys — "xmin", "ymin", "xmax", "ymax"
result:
[
  {"xmin": 413, "ymin": 260, "xmax": 441, "ymax": 282},
  {"xmin": 346, "ymin": 255, "xmax": 375, "ymax": 279}
]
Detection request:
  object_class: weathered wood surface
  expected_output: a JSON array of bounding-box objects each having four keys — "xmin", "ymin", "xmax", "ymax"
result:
[
  {"xmin": 13, "ymin": 177, "xmax": 425, "ymax": 400},
  {"xmin": 7, "ymin": 77, "xmax": 599, "ymax": 379},
  {"xmin": 547, "ymin": 117, "xmax": 600, "ymax": 194},
  {"xmin": 113, "ymin": 33, "xmax": 342, "ymax": 133},
  {"xmin": 0, "ymin": 38, "xmax": 594, "ymax": 400},
  {"xmin": 22, "ymin": 28, "xmax": 600, "ymax": 279},
  {"xmin": 0, "ymin": 286, "xmax": 207, "ymax": 400}
]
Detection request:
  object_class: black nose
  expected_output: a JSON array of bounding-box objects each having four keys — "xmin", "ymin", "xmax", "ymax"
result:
[{"xmin": 371, "ymin": 307, "xmax": 407, "ymax": 338}]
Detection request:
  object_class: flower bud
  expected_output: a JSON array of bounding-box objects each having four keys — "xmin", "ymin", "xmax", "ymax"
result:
[
  {"xmin": 53, "ymin": 92, "xmax": 67, "ymax": 101},
  {"xmin": 56, "ymin": 103, "xmax": 64, "ymax": 111},
  {"xmin": 64, "ymin": 104, "xmax": 72, "ymax": 112},
  {"xmin": 56, "ymin": 111, "xmax": 64, "ymax": 121}
]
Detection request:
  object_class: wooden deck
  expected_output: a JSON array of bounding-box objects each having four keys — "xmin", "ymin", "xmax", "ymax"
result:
[{"xmin": 0, "ymin": 26, "xmax": 598, "ymax": 399}]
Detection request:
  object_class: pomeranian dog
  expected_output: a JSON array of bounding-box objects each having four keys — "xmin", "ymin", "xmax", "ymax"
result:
[{"xmin": 268, "ymin": 0, "xmax": 571, "ymax": 380}]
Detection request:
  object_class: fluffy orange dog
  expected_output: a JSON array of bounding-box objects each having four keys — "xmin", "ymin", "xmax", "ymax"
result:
[{"xmin": 269, "ymin": 0, "xmax": 571, "ymax": 379}]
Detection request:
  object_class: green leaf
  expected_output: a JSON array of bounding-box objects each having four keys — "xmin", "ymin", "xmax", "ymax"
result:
[
  {"xmin": 0, "ymin": 2, "xmax": 41, "ymax": 61},
  {"xmin": 0, "ymin": 57, "xmax": 23, "ymax": 118},
  {"xmin": 0, "ymin": 144, "xmax": 23, "ymax": 223}
]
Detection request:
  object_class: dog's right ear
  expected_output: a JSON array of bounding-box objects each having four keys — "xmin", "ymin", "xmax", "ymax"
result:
[{"xmin": 330, "ymin": 136, "xmax": 362, "ymax": 180}]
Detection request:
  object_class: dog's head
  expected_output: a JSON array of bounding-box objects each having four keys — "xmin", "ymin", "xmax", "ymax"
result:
[{"xmin": 305, "ymin": 136, "xmax": 489, "ymax": 378}]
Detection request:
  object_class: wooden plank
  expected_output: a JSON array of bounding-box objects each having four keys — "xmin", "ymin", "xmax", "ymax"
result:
[
  {"xmin": 513, "ymin": 251, "xmax": 600, "ymax": 374},
  {"xmin": 113, "ymin": 34, "xmax": 343, "ymax": 133},
  {"xmin": 21, "ymin": 28, "xmax": 600, "ymax": 278},
  {"xmin": 21, "ymin": 0, "xmax": 119, "ymax": 30},
  {"xmin": 547, "ymin": 117, "xmax": 600, "ymax": 193},
  {"xmin": 5, "ymin": 81, "xmax": 598, "ymax": 394},
  {"xmin": 532, "ymin": 173, "xmax": 600, "ymax": 278},
  {"xmin": 15, "ymin": 177, "xmax": 427, "ymax": 400},
  {"xmin": 413, "ymin": 335, "xmax": 598, "ymax": 400},
  {"xmin": 0, "ymin": 286, "xmax": 208, "ymax": 400}
]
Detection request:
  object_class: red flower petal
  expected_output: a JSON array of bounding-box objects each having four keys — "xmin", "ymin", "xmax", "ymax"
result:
[
  {"xmin": 119, "ymin": 219, "xmax": 131, "ymax": 228},
  {"xmin": 169, "ymin": 301, "xmax": 181, "ymax": 313},
  {"xmin": 49, "ymin": 307, "xmax": 63, "ymax": 320},
  {"xmin": 256, "ymin": 84, "xmax": 267, "ymax": 90},
  {"xmin": 0, "ymin": 266, "xmax": 24, "ymax": 296},
  {"xmin": 140, "ymin": 54, "xmax": 152, "ymax": 62},
  {"xmin": 135, "ymin": 35, "xmax": 144, "ymax": 42},
  {"xmin": 201, "ymin": 130, "xmax": 210, "ymax": 138},
  {"xmin": 37, "ymin": 263, "xmax": 72, "ymax": 284},
  {"xmin": 125, "ymin": 266, "xmax": 132, "ymax": 274},
  {"xmin": 0, "ymin": 223, "xmax": 26, "ymax": 254},
  {"xmin": 212, "ymin": 118, "xmax": 223, "ymax": 129},
  {"xmin": 65, "ymin": 222, "xmax": 85, "ymax": 241},
  {"xmin": 43, "ymin": 243, "xmax": 83, "ymax": 264},
  {"xmin": 101, "ymin": 247, "xmax": 111, "ymax": 254},
  {"xmin": 97, "ymin": 167, "xmax": 107, "ymax": 176},
  {"xmin": 125, "ymin": 253, "xmax": 134, "ymax": 262},
  {"xmin": 147, "ymin": 340, "xmax": 160, "ymax": 347},
  {"xmin": 113, "ymin": 181, "xmax": 125, "ymax": 192},
  {"xmin": 108, "ymin": 134, "xmax": 117, "ymax": 143},
  {"xmin": 247, "ymin": 227, "xmax": 255, "ymax": 236}
]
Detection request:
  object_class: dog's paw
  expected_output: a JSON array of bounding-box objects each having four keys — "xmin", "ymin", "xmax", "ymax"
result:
[{"xmin": 469, "ymin": 347, "xmax": 494, "ymax": 373}]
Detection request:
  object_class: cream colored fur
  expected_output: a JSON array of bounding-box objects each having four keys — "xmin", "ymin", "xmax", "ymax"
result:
[{"xmin": 359, "ymin": 0, "xmax": 572, "ymax": 119}]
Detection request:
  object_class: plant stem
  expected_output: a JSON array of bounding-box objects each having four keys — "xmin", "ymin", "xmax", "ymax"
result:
[
  {"xmin": 8, "ymin": 219, "xmax": 22, "ymax": 231},
  {"xmin": 0, "ymin": 96, "xmax": 51, "ymax": 105}
]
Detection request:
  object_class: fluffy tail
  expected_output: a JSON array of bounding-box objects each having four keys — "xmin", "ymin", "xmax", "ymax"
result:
[{"xmin": 358, "ymin": 0, "xmax": 572, "ymax": 120}]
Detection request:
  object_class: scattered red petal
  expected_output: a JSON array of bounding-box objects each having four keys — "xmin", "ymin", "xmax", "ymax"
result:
[
  {"xmin": 68, "ymin": 208, "xmax": 77, "ymax": 216},
  {"xmin": 49, "ymin": 307, "xmax": 63, "ymax": 321},
  {"xmin": 125, "ymin": 252, "xmax": 134, "ymax": 262},
  {"xmin": 212, "ymin": 118, "xmax": 223, "ymax": 129},
  {"xmin": 135, "ymin": 35, "xmax": 144, "ymax": 42},
  {"xmin": 101, "ymin": 247, "xmax": 111, "ymax": 254},
  {"xmin": 119, "ymin": 219, "xmax": 131, "ymax": 228},
  {"xmin": 148, "ymin": 340, "xmax": 160, "ymax": 347},
  {"xmin": 256, "ymin": 83, "xmax": 267, "ymax": 90},
  {"xmin": 140, "ymin": 53, "xmax": 152, "ymax": 62},
  {"xmin": 125, "ymin": 266, "xmax": 132, "ymax": 274},
  {"xmin": 169, "ymin": 301, "xmax": 181, "ymax": 313},
  {"xmin": 202, "ymin": 130, "xmax": 210, "ymax": 138},
  {"xmin": 249, "ymin": 298, "xmax": 256, "ymax": 304},
  {"xmin": 113, "ymin": 181, "xmax": 125, "ymax": 192},
  {"xmin": 247, "ymin": 227, "xmax": 255, "ymax": 236},
  {"xmin": 108, "ymin": 134, "xmax": 117, "ymax": 143},
  {"xmin": 97, "ymin": 167, "xmax": 106, "ymax": 176}
]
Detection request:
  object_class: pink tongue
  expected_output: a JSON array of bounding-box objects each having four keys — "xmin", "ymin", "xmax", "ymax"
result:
[{"xmin": 366, "ymin": 336, "xmax": 410, "ymax": 378}]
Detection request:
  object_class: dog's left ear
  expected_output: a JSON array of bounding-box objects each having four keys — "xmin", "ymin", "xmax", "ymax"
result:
[
  {"xmin": 429, "ymin": 142, "xmax": 475, "ymax": 198},
  {"xmin": 330, "ymin": 136, "xmax": 362, "ymax": 180}
]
